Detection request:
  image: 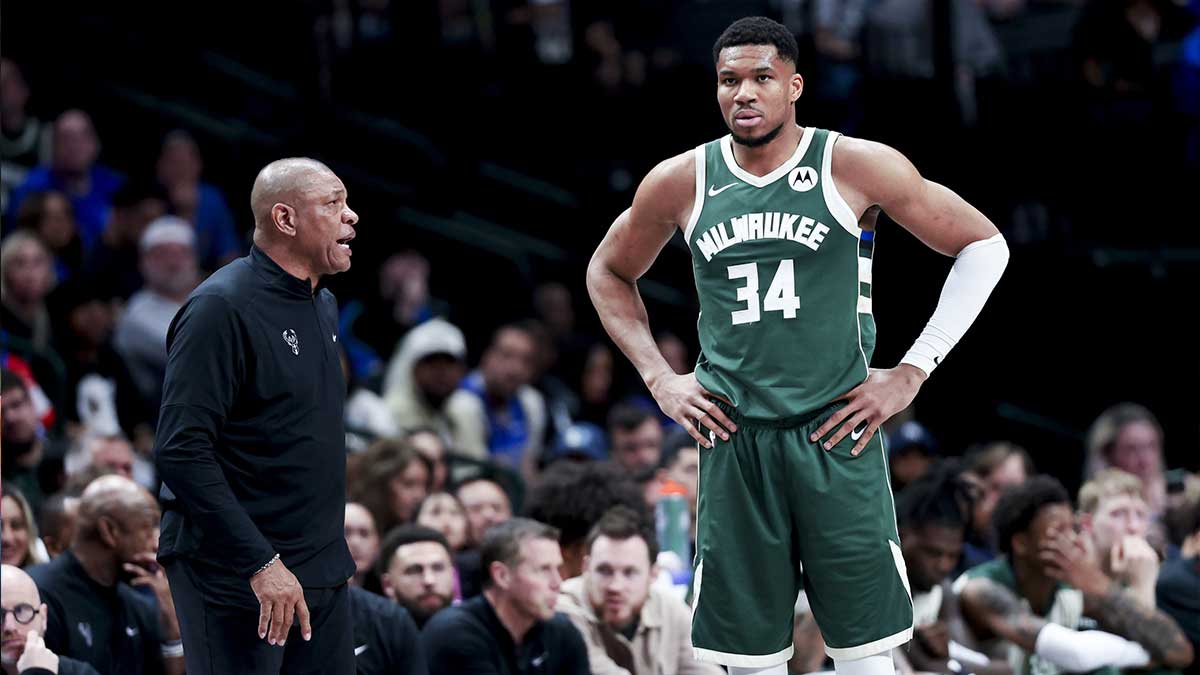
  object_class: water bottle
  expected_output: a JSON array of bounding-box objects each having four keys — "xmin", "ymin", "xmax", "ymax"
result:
[{"xmin": 655, "ymin": 480, "xmax": 692, "ymax": 587}]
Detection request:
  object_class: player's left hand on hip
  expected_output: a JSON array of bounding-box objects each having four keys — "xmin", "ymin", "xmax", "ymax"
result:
[{"xmin": 809, "ymin": 365, "xmax": 926, "ymax": 456}]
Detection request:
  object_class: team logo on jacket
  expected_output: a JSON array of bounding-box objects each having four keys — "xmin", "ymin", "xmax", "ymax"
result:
[
  {"xmin": 788, "ymin": 166, "xmax": 818, "ymax": 192},
  {"xmin": 283, "ymin": 329, "xmax": 300, "ymax": 356}
]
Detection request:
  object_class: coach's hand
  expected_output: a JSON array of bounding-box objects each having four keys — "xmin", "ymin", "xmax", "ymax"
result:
[
  {"xmin": 810, "ymin": 365, "xmax": 926, "ymax": 456},
  {"xmin": 649, "ymin": 371, "xmax": 737, "ymax": 448},
  {"xmin": 250, "ymin": 558, "xmax": 311, "ymax": 646}
]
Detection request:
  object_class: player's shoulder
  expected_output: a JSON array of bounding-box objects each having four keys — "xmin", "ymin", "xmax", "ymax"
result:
[
  {"xmin": 830, "ymin": 134, "xmax": 908, "ymax": 175},
  {"xmin": 643, "ymin": 147, "xmax": 698, "ymax": 192}
]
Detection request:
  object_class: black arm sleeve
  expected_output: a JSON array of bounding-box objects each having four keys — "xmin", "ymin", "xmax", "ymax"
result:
[{"xmin": 154, "ymin": 294, "xmax": 275, "ymax": 577}]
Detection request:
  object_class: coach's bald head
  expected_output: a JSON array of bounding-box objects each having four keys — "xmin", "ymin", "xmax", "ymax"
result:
[{"xmin": 249, "ymin": 157, "xmax": 358, "ymax": 283}]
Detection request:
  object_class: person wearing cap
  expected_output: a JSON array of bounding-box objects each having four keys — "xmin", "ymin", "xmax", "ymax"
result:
[
  {"xmin": 382, "ymin": 317, "xmax": 468, "ymax": 439},
  {"xmin": 886, "ymin": 420, "xmax": 938, "ymax": 491},
  {"xmin": 113, "ymin": 216, "xmax": 199, "ymax": 414}
]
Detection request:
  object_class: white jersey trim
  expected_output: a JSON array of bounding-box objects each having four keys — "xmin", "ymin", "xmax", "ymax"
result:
[
  {"xmin": 683, "ymin": 144, "xmax": 707, "ymax": 244},
  {"xmin": 719, "ymin": 126, "xmax": 813, "ymax": 188},
  {"xmin": 822, "ymin": 131, "xmax": 862, "ymax": 238}
]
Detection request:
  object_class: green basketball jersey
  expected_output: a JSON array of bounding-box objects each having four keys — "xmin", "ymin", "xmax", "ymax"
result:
[{"xmin": 686, "ymin": 128, "xmax": 876, "ymax": 419}]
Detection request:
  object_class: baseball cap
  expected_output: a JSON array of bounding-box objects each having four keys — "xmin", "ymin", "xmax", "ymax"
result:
[
  {"xmin": 548, "ymin": 422, "xmax": 609, "ymax": 462},
  {"xmin": 888, "ymin": 420, "xmax": 937, "ymax": 457},
  {"xmin": 403, "ymin": 318, "xmax": 467, "ymax": 363}
]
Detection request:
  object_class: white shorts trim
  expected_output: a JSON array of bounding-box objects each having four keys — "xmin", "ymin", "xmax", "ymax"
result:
[
  {"xmin": 824, "ymin": 626, "xmax": 914, "ymax": 661},
  {"xmin": 694, "ymin": 643, "xmax": 795, "ymax": 668}
]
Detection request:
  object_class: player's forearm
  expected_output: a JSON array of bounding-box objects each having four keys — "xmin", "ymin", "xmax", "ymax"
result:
[
  {"xmin": 586, "ymin": 259, "xmax": 674, "ymax": 389},
  {"xmin": 1086, "ymin": 581, "xmax": 1194, "ymax": 668}
]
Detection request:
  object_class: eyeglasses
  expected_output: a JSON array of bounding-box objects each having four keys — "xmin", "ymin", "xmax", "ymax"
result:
[{"xmin": 1, "ymin": 603, "xmax": 39, "ymax": 625}]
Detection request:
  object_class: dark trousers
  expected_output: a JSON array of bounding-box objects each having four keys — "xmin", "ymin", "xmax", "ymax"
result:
[{"xmin": 165, "ymin": 558, "xmax": 354, "ymax": 675}]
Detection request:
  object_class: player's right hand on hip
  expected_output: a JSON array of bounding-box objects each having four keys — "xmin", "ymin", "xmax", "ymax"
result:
[
  {"xmin": 649, "ymin": 371, "xmax": 736, "ymax": 448},
  {"xmin": 250, "ymin": 557, "xmax": 312, "ymax": 646}
]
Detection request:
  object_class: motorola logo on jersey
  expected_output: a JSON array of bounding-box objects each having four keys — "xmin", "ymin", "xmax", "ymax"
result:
[{"xmin": 788, "ymin": 166, "xmax": 818, "ymax": 192}]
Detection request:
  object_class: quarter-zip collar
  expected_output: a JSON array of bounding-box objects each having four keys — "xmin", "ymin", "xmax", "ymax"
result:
[{"xmin": 249, "ymin": 245, "xmax": 314, "ymax": 299}]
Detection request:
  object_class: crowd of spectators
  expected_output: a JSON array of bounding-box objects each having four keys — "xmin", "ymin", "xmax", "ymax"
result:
[{"xmin": 2, "ymin": 2, "xmax": 1200, "ymax": 674}]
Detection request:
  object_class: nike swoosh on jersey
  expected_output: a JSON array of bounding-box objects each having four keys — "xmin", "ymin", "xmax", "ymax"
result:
[
  {"xmin": 708, "ymin": 182, "xmax": 737, "ymax": 196},
  {"xmin": 355, "ymin": 644, "xmax": 369, "ymax": 656}
]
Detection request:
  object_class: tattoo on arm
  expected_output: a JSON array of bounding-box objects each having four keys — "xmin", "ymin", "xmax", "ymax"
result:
[
  {"xmin": 1089, "ymin": 582, "xmax": 1193, "ymax": 668},
  {"xmin": 963, "ymin": 579, "xmax": 1046, "ymax": 652}
]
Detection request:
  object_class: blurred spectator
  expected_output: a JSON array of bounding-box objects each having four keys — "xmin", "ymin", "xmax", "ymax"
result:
[
  {"xmin": 421, "ymin": 518, "xmax": 589, "ymax": 674},
  {"xmin": 341, "ymin": 346, "xmax": 398, "ymax": 453},
  {"xmin": 39, "ymin": 493, "xmax": 79, "ymax": 560},
  {"xmin": 524, "ymin": 461, "xmax": 650, "ymax": 580},
  {"xmin": 1074, "ymin": 0, "xmax": 1196, "ymax": 98},
  {"xmin": 6, "ymin": 110, "xmax": 122, "ymax": 249},
  {"xmin": 154, "ymin": 130, "xmax": 242, "ymax": 272},
  {"xmin": 576, "ymin": 343, "xmax": 617, "ymax": 428},
  {"xmin": 15, "ymin": 191, "xmax": 83, "ymax": 282},
  {"xmin": 383, "ymin": 317, "xmax": 468, "ymax": 439},
  {"xmin": 113, "ymin": 217, "xmax": 200, "ymax": 413},
  {"xmin": 544, "ymin": 421, "xmax": 609, "ymax": 467},
  {"xmin": 348, "ymin": 438, "xmax": 434, "ymax": 536},
  {"xmin": 654, "ymin": 331, "xmax": 688, "ymax": 377},
  {"xmin": 448, "ymin": 321, "xmax": 547, "ymax": 477},
  {"xmin": 607, "ymin": 405, "xmax": 662, "ymax": 475},
  {"xmin": 456, "ymin": 476, "xmax": 514, "ymax": 548},
  {"xmin": 348, "ymin": 581, "xmax": 429, "ymax": 675},
  {"xmin": 1, "ymin": 369, "xmax": 60, "ymax": 515},
  {"xmin": 557, "ymin": 505, "xmax": 722, "ymax": 675},
  {"xmin": 405, "ymin": 427, "xmax": 450, "ymax": 492},
  {"xmin": 1085, "ymin": 402, "xmax": 1169, "ymax": 518},
  {"xmin": 1, "ymin": 484, "xmax": 47, "ymax": 568},
  {"xmin": 416, "ymin": 492, "xmax": 470, "ymax": 552},
  {"xmin": 356, "ymin": 251, "xmax": 436, "ymax": 361},
  {"xmin": 80, "ymin": 180, "xmax": 168, "ymax": 301},
  {"xmin": 1078, "ymin": 469, "xmax": 1158, "ymax": 606},
  {"xmin": 345, "ymin": 502, "xmax": 381, "ymax": 588},
  {"xmin": 959, "ymin": 441, "xmax": 1034, "ymax": 571},
  {"xmin": 64, "ymin": 435, "xmax": 150, "ymax": 491},
  {"xmin": 378, "ymin": 525, "xmax": 458, "ymax": 629},
  {"xmin": 27, "ymin": 475, "xmax": 182, "ymax": 675},
  {"xmin": 1, "ymin": 564, "xmax": 102, "ymax": 675},
  {"xmin": 893, "ymin": 462, "xmax": 996, "ymax": 673},
  {"xmin": 50, "ymin": 281, "xmax": 151, "ymax": 446},
  {"xmin": 1157, "ymin": 498, "xmax": 1200, "ymax": 667},
  {"xmin": 957, "ymin": 475, "xmax": 1195, "ymax": 673},
  {"xmin": 1, "ymin": 230, "xmax": 57, "ymax": 352},
  {"xmin": 0, "ymin": 59, "xmax": 49, "ymax": 189},
  {"xmin": 888, "ymin": 420, "xmax": 938, "ymax": 491},
  {"xmin": 656, "ymin": 428, "xmax": 699, "ymax": 524}
]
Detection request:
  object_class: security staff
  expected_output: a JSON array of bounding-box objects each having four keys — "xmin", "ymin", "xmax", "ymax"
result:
[{"xmin": 154, "ymin": 158, "xmax": 360, "ymax": 675}]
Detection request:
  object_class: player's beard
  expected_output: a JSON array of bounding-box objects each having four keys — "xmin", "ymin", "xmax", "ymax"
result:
[{"xmin": 730, "ymin": 120, "xmax": 785, "ymax": 148}]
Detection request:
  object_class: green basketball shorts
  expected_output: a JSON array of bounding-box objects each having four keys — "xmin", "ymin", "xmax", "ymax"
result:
[{"xmin": 690, "ymin": 401, "xmax": 914, "ymax": 668}]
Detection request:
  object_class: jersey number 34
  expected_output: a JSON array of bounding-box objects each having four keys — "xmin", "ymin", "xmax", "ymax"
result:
[{"xmin": 727, "ymin": 260, "xmax": 800, "ymax": 326}]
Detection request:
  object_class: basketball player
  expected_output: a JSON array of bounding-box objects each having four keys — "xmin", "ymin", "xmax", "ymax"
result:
[{"xmin": 586, "ymin": 16, "xmax": 1009, "ymax": 675}]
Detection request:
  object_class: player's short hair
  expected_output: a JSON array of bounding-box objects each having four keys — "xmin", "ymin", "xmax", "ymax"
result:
[
  {"xmin": 607, "ymin": 403, "xmax": 657, "ymax": 435},
  {"xmin": 1078, "ymin": 469, "xmax": 1144, "ymax": 514},
  {"xmin": 713, "ymin": 16, "xmax": 799, "ymax": 67},
  {"xmin": 480, "ymin": 517, "xmax": 560, "ymax": 588},
  {"xmin": 992, "ymin": 475, "xmax": 1070, "ymax": 556},
  {"xmin": 896, "ymin": 460, "xmax": 973, "ymax": 532},
  {"xmin": 522, "ymin": 460, "xmax": 650, "ymax": 552},
  {"xmin": 584, "ymin": 505, "xmax": 659, "ymax": 564},
  {"xmin": 376, "ymin": 524, "xmax": 452, "ymax": 577}
]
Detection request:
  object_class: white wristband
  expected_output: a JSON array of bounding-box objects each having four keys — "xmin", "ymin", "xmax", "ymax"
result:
[{"xmin": 901, "ymin": 233, "xmax": 1009, "ymax": 375}]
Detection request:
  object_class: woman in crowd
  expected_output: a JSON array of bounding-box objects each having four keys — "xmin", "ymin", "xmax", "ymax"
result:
[
  {"xmin": 1, "ymin": 483, "xmax": 47, "ymax": 568},
  {"xmin": 348, "ymin": 438, "xmax": 433, "ymax": 536},
  {"xmin": 415, "ymin": 492, "xmax": 470, "ymax": 552}
]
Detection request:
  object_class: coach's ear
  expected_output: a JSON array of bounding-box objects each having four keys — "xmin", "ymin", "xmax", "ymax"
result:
[{"xmin": 271, "ymin": 202, "xmax": 297, "ymax": 238}]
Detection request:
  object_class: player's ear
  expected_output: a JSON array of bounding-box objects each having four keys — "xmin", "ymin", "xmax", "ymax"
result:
[{"xmin": 790, "ymin": 72, "xmax": 804, "ymax": 104}]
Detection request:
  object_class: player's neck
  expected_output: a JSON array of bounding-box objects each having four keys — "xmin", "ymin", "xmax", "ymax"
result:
[
  {"xmin": 730, "ymin": 124, "xmax": 804, "ymax": 177},
  {"xmin": 1013, "ymin": 557, "xmax": 1057, "ymax": 614}
]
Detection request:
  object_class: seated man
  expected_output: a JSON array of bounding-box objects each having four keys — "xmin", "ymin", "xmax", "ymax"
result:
[
  {"xmin": 2, "ymin": 564, "xmax": 100, "ymax": 675},
  {"xmin": 378, "ymin": 525, "xmax": 456, "ymax": 629},
  {"xmin": 27, "ymin": 476, "xmax": 183, "ymax": 675},
  {"xmin": 557, "ymin": 506, "xmax": 722, "ymax": 675},
  {"xmin": 1078, "ymin": 469, "xmax": 1158, "ymax": 608},
  {"xmin": 347, "ymin": 582, "xmax": 427, "ymax": 675},
  {"xmin": 422, "ymin": 518, "xmax": 588, "ymax": 674},
  {"xmin": 956, "ymin": 476, "xmax": 1194, "ymax": 674},
  {"xmin": 454, "ymin": 475, "xmax": 515, "ymax": 599}
]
